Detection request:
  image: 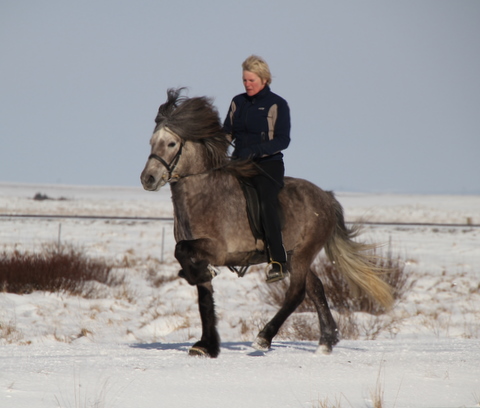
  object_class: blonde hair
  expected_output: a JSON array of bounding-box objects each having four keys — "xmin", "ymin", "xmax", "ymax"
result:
[{"xmin": 242, "ymin": 55, "xmax": 272, "ymax": 86}]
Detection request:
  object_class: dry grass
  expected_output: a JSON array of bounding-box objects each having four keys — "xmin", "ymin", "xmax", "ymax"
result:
[
  {"xmin": 0, "ymin": 244, "xmax": 121, "ymax": 296},
  {"xmin": 312, "ymin": 395, "xmax": 349, "ymax": 408},
  {"xmin": 310, "ymin": 364, "xmax": 392, "ymax": 408},
  {"xmin": 146, "ymin": 266, "xmax": 178, "ymax": 287},
  {"xmin": 54, "ymin": 372, "xmax": 110, "ymax": 408},
  {"xmin": 370, "ymin": 364, "xmax": 386, "ymax": 408},
  {"xmin": 0, "ymin": 319, "xmax": 29, "ymax": 345}
]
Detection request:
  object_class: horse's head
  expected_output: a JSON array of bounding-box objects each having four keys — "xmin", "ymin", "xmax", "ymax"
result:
[
  {"xmin": 141, "ymin": 88, "xmax": 229, "ymax": 191},
  {"xmin": 140, "ymin": 124, "xmax": 183, "ymax": 191}
]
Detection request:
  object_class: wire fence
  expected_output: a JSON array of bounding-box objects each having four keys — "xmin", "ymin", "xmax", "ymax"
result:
[
  {"xmin": 0, "ymin": 216, "xmax": 176, "ymax": 264},
  {"xmin": 2, "ymin": 214, "xmax": 478, "ymax": 268}
]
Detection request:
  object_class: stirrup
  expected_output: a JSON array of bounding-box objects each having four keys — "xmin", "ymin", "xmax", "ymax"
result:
[{"xmin": 265, "ymin": 261, "xmax": 288, "ymax": 283}]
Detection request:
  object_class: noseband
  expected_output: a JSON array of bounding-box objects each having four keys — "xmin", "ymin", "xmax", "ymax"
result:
[{"xmin": 148, "ymin": 143, "xmax": 184, "ymax": 184}]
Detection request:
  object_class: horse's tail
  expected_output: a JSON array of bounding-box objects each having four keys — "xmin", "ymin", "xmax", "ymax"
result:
[{"xmin": 324, "ymin": 195, "xmax": 394, "ymax": 310}]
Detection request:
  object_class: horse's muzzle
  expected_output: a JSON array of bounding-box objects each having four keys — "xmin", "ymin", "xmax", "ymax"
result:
[{"xmin": 140, "ymin": 170, "xmax": 166, "ymax": 191}]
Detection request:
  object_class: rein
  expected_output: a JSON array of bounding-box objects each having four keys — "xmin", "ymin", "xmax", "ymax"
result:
[{"xmin": 225, "ymin": 139, "xmax": 284, "ymax": 188}]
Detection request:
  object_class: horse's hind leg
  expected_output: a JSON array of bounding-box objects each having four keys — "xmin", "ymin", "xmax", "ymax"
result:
[
  {"xmin": 253, "ymin": 261, "xmax": 307, "ymax": 350},
  {"xmin": 306, "ymin": 269, "xmax": 339, "ymax": 354}
]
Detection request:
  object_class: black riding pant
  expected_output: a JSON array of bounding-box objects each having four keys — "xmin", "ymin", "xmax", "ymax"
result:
[{"xmin": 250, "ymin": 160, "xmax": 286, "ymax": 264}]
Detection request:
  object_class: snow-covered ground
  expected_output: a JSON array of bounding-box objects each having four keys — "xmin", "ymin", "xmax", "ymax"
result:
[{"xmin": 1, "ymin": 182, "xmax": 479, "ymax": 408}]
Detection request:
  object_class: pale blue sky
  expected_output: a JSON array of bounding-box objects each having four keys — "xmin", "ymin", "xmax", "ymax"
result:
[{"xmin": 1, "ymin": 1, "xmax": 479, "ymax": 193}]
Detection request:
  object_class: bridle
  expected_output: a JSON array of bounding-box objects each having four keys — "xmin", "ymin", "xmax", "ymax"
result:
[{"xmin": 148, "ymin": 142, "xmax": 184, "ymax": 184}]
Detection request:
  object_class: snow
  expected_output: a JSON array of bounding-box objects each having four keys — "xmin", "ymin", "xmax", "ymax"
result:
[{"xmin": 1, "ymin": 182, "xmax": 479, "ymax": 407}]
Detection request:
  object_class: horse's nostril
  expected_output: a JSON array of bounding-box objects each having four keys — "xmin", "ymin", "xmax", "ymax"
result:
[{"xmin": 140, "ymin": 171, "xmax": 156, "ymax": 188}]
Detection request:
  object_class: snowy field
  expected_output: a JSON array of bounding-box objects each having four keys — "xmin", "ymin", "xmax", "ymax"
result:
[{"xmin": 1, "ymin": 182, "xmax": 479, "ymax": 408}]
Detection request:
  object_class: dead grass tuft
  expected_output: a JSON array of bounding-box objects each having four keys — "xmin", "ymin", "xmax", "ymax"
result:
[
  {"xmin": 0, "ymin": 244, "xmax": 121, "ymax": 296},
  {"xmin": 0, "ymin": 320, "xmax": 30, "ymax": 345},
  {"xmin": 146, "ymin": 266, "xmax": 178, "ymax": 288},
  {"xmin": 312, "ymin": 395, "xmax": 348, "ymax": 408}
]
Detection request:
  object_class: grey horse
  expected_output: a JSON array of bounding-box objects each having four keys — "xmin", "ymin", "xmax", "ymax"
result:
[{"xmin": 141, "ymin": 88, "xmax": 393, "ymax": 358}]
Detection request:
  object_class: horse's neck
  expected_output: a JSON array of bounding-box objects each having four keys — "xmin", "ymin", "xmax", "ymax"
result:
[
  {"xmin": 170, "ymin": 174, "xmax": 204, "ymax": 210},
  {"xmin": 170, "ymin": 172, "xmax": 244, "ymax": 239},
  {"xmin": 170, "ymin": 174, "xmax": 218, "ymax": 207}
]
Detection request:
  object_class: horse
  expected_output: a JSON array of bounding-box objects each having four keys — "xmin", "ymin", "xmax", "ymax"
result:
[{"xmin": 140, "ymin": 88, "xmax": 394, "ymax": 358}]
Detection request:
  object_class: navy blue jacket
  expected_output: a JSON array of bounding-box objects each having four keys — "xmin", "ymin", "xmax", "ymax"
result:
[{"xmin": 223, "ymin": 86, "xmax": 290, "ymax": 162}]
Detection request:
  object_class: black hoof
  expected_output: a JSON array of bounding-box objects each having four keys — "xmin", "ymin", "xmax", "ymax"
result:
[
  {"xmin": 252, "ymin": 336, "xmax": 270, "ymax": 351},
  {"xmin": 188, "ymin": 346, "xmax": 210, "ymax": 357},
  {"xmin": 188, "ymin": 340, "xmax": 219, "ymax": 358}
]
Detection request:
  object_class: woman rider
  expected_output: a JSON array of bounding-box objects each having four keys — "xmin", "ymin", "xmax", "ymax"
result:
[{"xmin": 223, "ymin": 55, "xmax": 291, "ymax": 283}]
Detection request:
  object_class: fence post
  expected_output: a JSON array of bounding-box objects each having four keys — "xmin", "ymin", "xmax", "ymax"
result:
[
  {"xmin": 57, "ymin": 223, "xmax": 62, "ymax": 249},
  {"xmin": 161, "ymin": 226, "xmax": 165, "ymax": 263}
]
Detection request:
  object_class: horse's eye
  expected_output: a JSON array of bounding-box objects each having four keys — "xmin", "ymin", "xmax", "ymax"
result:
[{"xmin": 168, "ymin": 142, "xmax": 176, "ymax": 148}]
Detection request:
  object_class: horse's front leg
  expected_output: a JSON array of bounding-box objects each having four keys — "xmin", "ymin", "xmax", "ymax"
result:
[
  {"xmin": 175, "ymin": 239, "xmax": 219, "ymax": 285},
  {"xmin": 175, "ymin": 238, "xmax": 222, "ymax": 358},
  {"xmin": 188, "ymin": 281, "xmax": 220, "ymax": 358}
]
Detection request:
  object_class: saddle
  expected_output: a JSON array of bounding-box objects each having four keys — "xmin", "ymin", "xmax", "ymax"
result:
[{"xmin": 238, "ymin": 177, "xmax": 265, "ymax": 242}]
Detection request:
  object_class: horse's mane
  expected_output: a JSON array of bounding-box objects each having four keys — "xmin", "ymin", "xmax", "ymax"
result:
[
  {"xmin": 155, "ymin": 88, "xmax": 224, "ymax": 142},
  {"xmin": 155, "ymin": 88, "xmax": 258, "ymax": 177}
]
